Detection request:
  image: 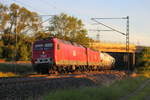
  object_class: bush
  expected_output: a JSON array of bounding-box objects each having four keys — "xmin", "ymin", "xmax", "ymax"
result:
[{"xmin": 136, "ymin": 47, "xmax": 150, "ymax": 76}]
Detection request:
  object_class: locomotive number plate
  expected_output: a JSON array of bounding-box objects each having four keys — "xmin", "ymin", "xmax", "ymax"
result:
[{"xmin": 40, "ymin": 54, "xmax": 47, "ymax": 58}]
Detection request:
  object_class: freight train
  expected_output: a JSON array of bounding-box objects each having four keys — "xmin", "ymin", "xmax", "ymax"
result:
[{"xmin": 31, "ymin": 38, "xmax": 115, "ymax": 74}]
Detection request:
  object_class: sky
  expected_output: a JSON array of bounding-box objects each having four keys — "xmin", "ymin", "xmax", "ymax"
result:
[{"xmin": 1, "ymin": 0, "xmax": 150, "ymax": 46}]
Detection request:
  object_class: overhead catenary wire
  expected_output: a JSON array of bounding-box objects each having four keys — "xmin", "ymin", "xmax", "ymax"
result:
[
  {"xmin": 41, "ymin": 0, "xmax": 59, "ymax": 11},
  {"xmin": 10, "ymin": 0, "xmax": 57, "ymax": 31},
  {"xmin": 91, "ymin": 18, "xmax": 126, "ymax": 36},
  {"xmin": 12, "ymin": 0, "xmax": 41, "ymax": 12},
  {"xmin": 92, "ymin": 17, "xmax": 128, "ymax": 20},
  {"xmin": 91, "ymin": 17, "xmax": 130, "ymax": 72}
]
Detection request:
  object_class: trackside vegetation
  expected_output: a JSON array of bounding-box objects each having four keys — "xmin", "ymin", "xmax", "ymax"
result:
[
  {"xmin": 0, "ymin": 63, "xmax": 33, "ymax": 76},
  {"xmin": 136, "ymin": 47, "xmax": 150, "ymax": 77},
  {"xmin": 127, "ymin": 82, "xmax": 150, "ymax": 100},
  {"xmin": 44, "ymin": 77, "xmax": 148, "ymax": 100}
]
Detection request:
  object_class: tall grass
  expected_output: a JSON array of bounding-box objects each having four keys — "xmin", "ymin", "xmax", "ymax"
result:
[
  {"xmin": 44, "ymin": 77, "xmax": 148, "ymax": 100},
  {"xmin": 0, "ymin": 63, "xmax": 33, "ymax": 75},
  {"xmin": 0, "ymin": 72, "xmax": 16, "ymax": 77}
]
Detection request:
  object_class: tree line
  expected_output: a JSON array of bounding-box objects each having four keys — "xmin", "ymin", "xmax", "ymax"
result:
[
  {"xmin": 0, "ymin": 3, "xmax": 93, "ymax": 61},
  {"xmin": 136, "ymin": 47, "xmax": 150, "ymax": 67}
]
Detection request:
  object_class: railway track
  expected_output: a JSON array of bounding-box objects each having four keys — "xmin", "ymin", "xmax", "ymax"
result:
[
  {"xmin": 0, "ymin": 70, "xmax": 127, "ymax": 99},
  {"xmin": 28, "ymin": 70, "xmax": 127, "ymax": 78}
]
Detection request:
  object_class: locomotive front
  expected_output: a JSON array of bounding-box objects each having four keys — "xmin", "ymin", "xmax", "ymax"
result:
[{"xmin": 32, "ymin": 39, "xmax": 54, "ymax": 73}]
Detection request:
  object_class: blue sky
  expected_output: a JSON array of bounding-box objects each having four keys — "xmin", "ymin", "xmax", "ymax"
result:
[{"xmin": 2, "ymin": 0, "xmax": 150, "ymax": 46}]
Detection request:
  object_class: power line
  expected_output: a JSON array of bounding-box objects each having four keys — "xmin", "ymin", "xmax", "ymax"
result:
[
  {"xmin": 41, "ymin": 0, "xmax": 58, "ymax": 10},
  {"xmin": 12, "ymin": 0, "xmax": 41, "ymax": 12},
  {"xmin": 91, "ymin": 18, "xmax": 126, "ymax": 35},
  {"xmin": 91, "ymin": 17, "xmax": 130, "ymax": 71},
  {"xmin": 41, "ymin": 17, "xmax": 53, "ymax": 24},
  {"xmin": 92, "ymin": 17, "xmax": 127, "ymax": 20},
  {"xmin": 11, "ymin": 0, "xmax": 56, "ymax": 26},
  {"xmin": 42, "ymin": 0, "xmax": 68, "ymax": 13},
  {"xmin": 89, "ymin": 29, "xmax": 113, "ymax": 32}
]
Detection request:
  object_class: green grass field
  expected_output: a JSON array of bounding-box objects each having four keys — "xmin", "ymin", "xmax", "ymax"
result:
[{"xmin": 44, "ymin": 77, "xmax": 149, "ymax": 100}]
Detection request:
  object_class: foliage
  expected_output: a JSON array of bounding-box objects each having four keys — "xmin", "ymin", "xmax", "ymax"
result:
[
  {"xmin": 0, "ymin": 3, "xmax": 41, "ymax": 61},
  {"xmin": 2, "ymin": 45, "xmax": 15, "ymax": 60},
  {"xmin": 0, "ymin": 41, "xmax": 3, "ymax": 58},
  {"xmin": 0, "ymin": 47, "xmax": 3, "ymax": 58},
  {"xmin": 34, "ymin": 31, "xmax": 52, "ymax": 40},
  {"xmin": 0, "ymin": 3, "xmax": 93, "ymax": 61},
  {"xmin": 0, "ymin": 3, "xmax": 41, "ymax": 35},
  {"xmin": 137, "ymin": 47, "xmax": 150, "ymax": 66},
  {"xmin": 19, "ymin": 44, "xmax": 29, "ymax": 60},
  {"xmin": 136, "ymin": 47, "xmax": 150, "ymax": 75},
  {"xmin": 49, "ymin": 13, "xmax": 92, "ymax": 47}
]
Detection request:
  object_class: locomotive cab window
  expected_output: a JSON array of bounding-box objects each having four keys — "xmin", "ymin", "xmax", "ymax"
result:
[
  {"xmin": 44, "ymin": 43, "xmax": 53, "ymax": 50},
  {"xmin": 34, "ymin": 44, "xmax": 43, "ymax": 50}
]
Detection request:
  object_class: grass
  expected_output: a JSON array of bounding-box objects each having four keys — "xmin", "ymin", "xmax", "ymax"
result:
[
  {"xmin": 0, "ymin": 72, "xmax": 17, "ymax": 77},
  {"xmin": 127, "ymin": 81, "xmax": 150, "ymax": 100},
  {"xmin": 0, "ymin": 63, "xmax": 33, "ymax": 76},
  {"xmin": 44, "ymin": 77, "xmax": 148, "ymax": 100}
]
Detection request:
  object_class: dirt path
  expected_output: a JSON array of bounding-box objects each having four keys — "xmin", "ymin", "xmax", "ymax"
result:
[{"xmin": 119, "ymin": 79, "xmax": 150, "ymax": 100}]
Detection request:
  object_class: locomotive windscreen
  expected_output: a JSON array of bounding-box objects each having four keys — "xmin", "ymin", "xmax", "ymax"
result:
[
  {"xmin": 34, "ymin": 44, "xmax": 43, "ymax": 50},
  {"xmin": 34, "ymin": 43, "xmax": 53, "ymax": 50}
]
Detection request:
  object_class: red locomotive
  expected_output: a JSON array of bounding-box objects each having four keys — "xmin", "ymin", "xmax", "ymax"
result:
[{"xmin": 32, "ymin": 38, "xmax": 115, "ymax": 74}]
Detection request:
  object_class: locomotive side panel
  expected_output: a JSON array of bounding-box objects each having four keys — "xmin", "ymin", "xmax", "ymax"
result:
[
  {"xmin": 75, "ymin": 46, "xmax": 87, "ymax": 65},
  {"xmin": 87, "ymin": 48, "xmax": 100, "ymax": 66},
  {"xmin": 54, "ymin": 39, "xmax": 87, "ymax": 66}
]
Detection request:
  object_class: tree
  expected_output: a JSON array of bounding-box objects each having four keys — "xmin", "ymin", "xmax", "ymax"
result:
[
  {"xmin": 48, "ymin": 13, "xmax": 91, "ymax": 47},
  {"xmin": 0, "ymin": 3, "xmax": 41, "ymax": 35},
  {"xmin": 0, "ymin": 41, "xmax": 3, "ymax": 58},
  {"xmin": 137, "ymin": 47, "xmax": 150, "ymax": 67},
  {"xmin": 34, "ymin": 31, "xmax": 52, "ymax": 40},
  {"xmin": 2, "ymin": 45, "xmax": 15, "ymax": 60},
  {"xmin": 0, "ymin": 3, "xmax": 41, "ymax": 45},
  {"xmin": 19, "ymin": 44, "xmax": 29, "ymax": 60},
  {"xmin": 0, "ymin": 3, "xmax": 42, "ymax": 60},
  {"xmin": 0, "ymin": 3, "xmax": 9, "ymax": 32}
]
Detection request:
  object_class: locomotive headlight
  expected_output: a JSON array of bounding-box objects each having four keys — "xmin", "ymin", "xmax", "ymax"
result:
[
  {"xmin": 49, "ymin": 58, "xmax": 53, "ymax": 64},
  {"xmin": 49, "ymin": 58, "xmax": 53, "ymax": 61}
]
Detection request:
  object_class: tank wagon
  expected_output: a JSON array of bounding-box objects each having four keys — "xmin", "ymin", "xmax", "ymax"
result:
[{"xmin": 32, "ymin": 38, "xmax": 115, "ymax": 74}]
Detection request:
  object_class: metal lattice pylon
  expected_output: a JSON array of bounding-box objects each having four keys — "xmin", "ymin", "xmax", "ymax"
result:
[{"xmin": 91, "ymin": 16, "xmax": 130, "ymax": 70}]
